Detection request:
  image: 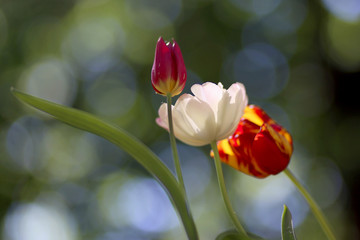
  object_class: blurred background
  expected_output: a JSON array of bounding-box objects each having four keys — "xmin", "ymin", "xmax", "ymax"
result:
[{"xmin": 0, "ymin": 0, "xmax": 359, "ymax": 239}]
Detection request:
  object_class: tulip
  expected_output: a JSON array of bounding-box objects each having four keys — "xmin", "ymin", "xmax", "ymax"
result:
[
  {"xmin": 156, "ymin": 82, "xmax": 248, "ymax": 146},
  {"xmin": 151, "ymin": 37, "xmax": 187, "ymax": 97},
  {"xmin": 213, "ymin": 105, "xmax": 293, "ymax": 178}
]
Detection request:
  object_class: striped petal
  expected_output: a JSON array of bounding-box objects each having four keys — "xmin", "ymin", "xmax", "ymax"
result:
[{"xmin": 214, "ymin": 105, "xmax": 293, "ymax": 178}]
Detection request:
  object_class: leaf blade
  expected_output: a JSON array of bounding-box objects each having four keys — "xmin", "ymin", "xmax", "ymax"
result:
[
  {"xmin": 281, "ymin": 205, "xmax": 297, "ymax": 240},
  {"xmin": 12, "ymin": 89, "xmax": 198, "ymax": 239}
]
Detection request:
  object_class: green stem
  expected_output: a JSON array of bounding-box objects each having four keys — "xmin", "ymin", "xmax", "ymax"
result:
[
  {"xmin": 166, "ymin": 94, "xmax": 198, "ymax": 239},
  {"xmin": 284, "ymin": 168, "xmax": 336, "ymax": 240},
  {"xmin": 167, "ymin": 94, "xmax": 186, "ymax": 192},
  {"xmin": 211, "ymin": 141, "xmax": 249, "ymax": 238}
]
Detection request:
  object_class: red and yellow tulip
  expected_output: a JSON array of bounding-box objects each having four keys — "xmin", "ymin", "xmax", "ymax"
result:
[{"xmin": 212, "ymin": 105, "xmax": 293, "ymax": 178}]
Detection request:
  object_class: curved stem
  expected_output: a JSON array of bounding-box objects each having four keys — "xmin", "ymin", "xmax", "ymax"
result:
[
  {"xmin": 211, "ymin": 141, "xmax": 249, "ymax": 238},
  {"xmin": 166, "ymin": 94, "xmax": 186, "ymax": 192},
  {"xmin": 284, "ymin": 168, "xmax": 336, "ymax": 240}
]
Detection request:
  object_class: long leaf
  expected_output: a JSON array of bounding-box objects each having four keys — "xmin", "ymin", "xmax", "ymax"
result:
[
  {"xmin": 12, "ymin": 89, "xmax": 198, "ymax": 240},
  {"xmin": 281, "ymin": 205, "xmax": 297, "ymax": 240}
]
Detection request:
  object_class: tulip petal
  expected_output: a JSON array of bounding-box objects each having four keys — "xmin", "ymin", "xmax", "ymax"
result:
[
  {"xmin": 252, "ymin": 124, "xmax": 292, "ymax": 175},
  {"xmin": 156, "ymin": 97, "xmax": 208, "ymax": 146},
  {"xmin": 156, "ymin": 103, "xmax": 169, "ymax": 131},
  {"xmin": 172, "ymin": 94, "xmax": 216, "ymax": 145},
  {"xmin": 270, "ymin": 123, "xmax": 293, "ymax": 147},
  {"xmin": 215, "ymin": 83, "xmax": 248, "ymax": 140},
  {"xmin": 230, "ymin": 120, "xmax": 270, "ymax": 177},
  {"xmin": 172, "ymin": 40, "xmax": 187, "ymax": 86},
  {"xmin": 227, "ymin": 82, "xmax": 247, "ymax": 105},
  {"xmin": 241, "ymin": 105, "xmax": 264, "ymax": 127},
  {"xmin": 191, "ymin": 82, "xmax": 225, "ymax": 119},
  {"xmin": 214, "ymin": 91, "xmax": 232, "ymax": 139},
  {"xmin": 216, "ymin": 128, "xmax": 269, "ymax": 178},
  {"xmin": 152, "ymin": 38, "xmax": 172, "ymax": 84}
]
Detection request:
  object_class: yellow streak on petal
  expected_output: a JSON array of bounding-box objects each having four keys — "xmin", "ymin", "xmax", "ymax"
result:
[
  {"xmin": 242, "ymin": 107, "xmax": 264, "ymax": 126},
  {"xmin": 218, "ymin": 140, "xmax": 238, "ymax": 168},
  {"xmin": 216, "ymin": 139, "xmax": 268, "ymax": 178},
  {"xmin": 264, "ymin": 124, "xmax": 293, "ymax": 156},
  {"xmin": 282, "ymin": 131, "xmax": 293, "ymax": 146}
]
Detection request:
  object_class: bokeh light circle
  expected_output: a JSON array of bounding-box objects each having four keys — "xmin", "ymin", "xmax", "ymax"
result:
[
  {"xmin": 4, "ymin": 202, "xmax": 77, "ymax": 240},
  {"xmin": 62, "ymin": 17, "xmax": 126, "ymax": 68},
  {"xmin": 229, "ymin": 0, "xmax": 282, "ymax": 16},
  {"xmin": 83, "ymin": 61, "xmax": 137, "ymax": 117},
  {"xmin": 321, "ymin": 0, "xmax": 360, "ymax": 22},
  {"xmin": 235, "ymin": 174, "xmax": 309, "ymax": 238},
  {"xmin": 6, "ymin": 116, "xmax": 46, "ymax": 171},
  {"xmin": 232, "ymin": 43, "xmax": 289, "ymax": 99},
  {"xmin": 18, "ymin": 58, "xmax": 77, "ymax": 106},
  {"xmin": 324, "ymin": 16, "xmax": 360, "ymax": 71},
  {"xmin": 124, "ymin": 0, "xmax": 182, "ymax": 29},
  {"xmin": 41, "ymin": 125, "xmax": 97, "ymax": 181},
  {"xmin": 117, "ymin": 178, "xmax": 179, "ymax": 232},
  {"xmin": 157, "ymin": 143, "xmax": 212, "ymax": 199},
  {"xmin": 97, "ymin": 173, "xmax": 179, "ymax": 233}
]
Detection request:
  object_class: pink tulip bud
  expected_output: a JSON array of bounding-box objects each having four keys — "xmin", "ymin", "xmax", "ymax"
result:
[{"xmin": 151, "ymin": 37, "xmax": 187, "ymax": 97}]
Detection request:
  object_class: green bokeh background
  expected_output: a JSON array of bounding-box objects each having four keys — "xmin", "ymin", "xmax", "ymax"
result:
[{"xmin": 0, "ymin": 0, "xmax": 359, "ymax": 239}]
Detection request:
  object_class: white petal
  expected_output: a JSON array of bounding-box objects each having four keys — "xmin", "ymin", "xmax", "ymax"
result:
[
  {"xmin": 173, "ymin": 94, "xmax": 199, "ymax": 134},
  {"xmin": 191, "ymin": 82, "xmax": 224, "ymax": 117},
  {"xmin": 215, "ymin": 83, "xmax": 248, "ymax": 140},
  {"xmin": 156, "ymin": 98, "xmax": 206, "ymax": 146},
  {"xmin": 172, "ymin": 94, "xmax": 216, "ymax": 146},
  {"xmin": 228, "ymin": 82, "xmax": 246, "ymax": 103},
  {"xmin": 183, "ymin": 97, "xmax": 216, "ymax": 141},
  {"xmin": 156, "ymin": 103, "xmax": 169, "ymax": 131},
  {"xmin": 227, "ymin": 83, "xmax": 248, "ymax": 124},
  {"xmin": 214, "ymin": 90, "xmax": 233, "ymax": 136}
]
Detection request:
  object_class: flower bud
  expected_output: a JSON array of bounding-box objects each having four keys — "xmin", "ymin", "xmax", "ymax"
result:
[
  {"xmin": 211, "ymin": 105, "xmax": 293, "ymax": 178},
  {"xmin": 151, "ymin": 37, "xmax": 186, "ymax": 97}
]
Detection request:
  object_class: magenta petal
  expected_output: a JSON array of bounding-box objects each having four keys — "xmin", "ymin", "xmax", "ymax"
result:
[
  {"xmin": 172, "ymin": 40, "xmax": 187, "ymax": 86},
  {"xmin": 151, "ymin": 37, "xmax": 173, "ymax": 85}
]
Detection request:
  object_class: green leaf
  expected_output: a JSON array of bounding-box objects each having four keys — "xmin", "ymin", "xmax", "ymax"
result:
[
  {"xmin": 12, "ymin": 89, "xmax": 198, "ymax": 240},
  {"xmin": 281, "ymin": 205, "xmax": 297, "ymax": 240},
  {"xmin": 216, "ymin": 230, "xmax": 263, "ymax": 240}
]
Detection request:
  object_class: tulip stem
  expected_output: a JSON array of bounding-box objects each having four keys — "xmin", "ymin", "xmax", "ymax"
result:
[
  {"xmin": 167, "ymin": 94, "xmax": 186, "ymax": 191},
  {"xmin": 167, "ymin": 95, "xmax": 198, "ymax": 239},
  {"xmin": 284, "ymin": 168, "xmax": 336, "ymax": 240},
  {"xmin": 211, "ymin": 141, "xmax": 249, "ymax": 238}
]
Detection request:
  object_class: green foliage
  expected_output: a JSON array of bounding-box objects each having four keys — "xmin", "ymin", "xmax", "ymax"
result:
[
  {"xmin": 11, "ymin": 88, "xmax": 198, "ymax": 240},
  {"xmin": 281, "ymin": 205, "xmax": 297, "ymax": 240}
]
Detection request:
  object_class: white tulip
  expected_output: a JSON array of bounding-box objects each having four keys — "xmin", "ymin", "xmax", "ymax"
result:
[{"xmin": 156, "ymin": 82, "xmax": 248, "ymax": 146}]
